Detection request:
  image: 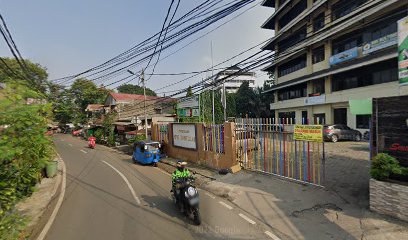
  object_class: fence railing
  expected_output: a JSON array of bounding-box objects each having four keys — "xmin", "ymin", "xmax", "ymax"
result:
[
  {"xmin": 203, "ymin": 124, "xmax": 224, "ymax": 154},
  {"xmin": 153, "ymin": 123, "xmax": 169, "ymax": 143},
  {"xmin": 235, "ymin": 118, "xmax": 325, "ymax": 186}
]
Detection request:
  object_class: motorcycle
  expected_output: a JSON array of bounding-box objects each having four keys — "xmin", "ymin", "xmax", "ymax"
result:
[
  {"xmin": 172, "ymin": 177, "xmax": 201, "ymax": 225},
  {"xmin": 88, "ymin": 137, "xmax": 96, "ymax": 149}
]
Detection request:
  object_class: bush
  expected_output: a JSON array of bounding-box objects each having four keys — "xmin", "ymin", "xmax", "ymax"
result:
[
  {"xmin": 0, "ymin": 83, "xmax": 53, "ymax": 238},
  {"xmin": 127, "ymin": 135, "xmax": 146, "ymax": 145},
  {"xmin": 94, "ymin": 129, "xmax": 104, "ymax": 143},
  {"xmin": 371, "ymin": 153, "xmax": 405, "ymax": 181}
]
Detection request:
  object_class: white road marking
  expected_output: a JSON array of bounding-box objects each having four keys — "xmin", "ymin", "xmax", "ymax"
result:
[
  {"xmin": 205, "ymin": 192, "xmax": 216, "ymax": 199},
  {"xmin": 219, "ymin": 201, "xmax": 233, "ymax": 210},
  {"xmin": 102, "ymin": 161, "xmax": 141, "ymax": 204},
  {"xmin": 265, "ymin": 231, "xmax": 281, "ymax": 240},
  {"xmin": 239, "ymin": 213, "xmax": 256, "ymax": 225},
  {"xmin": 68, "ymin": 144, "xmax": 73, "ymax": 147},
  {"xmin": 80, "ymin": 150, "xmax": 87, "ymax": 154}
]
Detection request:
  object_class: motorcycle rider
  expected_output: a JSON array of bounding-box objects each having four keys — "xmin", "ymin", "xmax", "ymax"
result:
[{"xmin": 172, "ymin": 161, "xmax": 192, "ymax": 212}]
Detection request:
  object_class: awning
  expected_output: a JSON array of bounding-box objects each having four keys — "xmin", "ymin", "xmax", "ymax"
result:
[
  {"xmin": 113, "ymin": 122, "xmax": 134, "ymax": 126},
  {"xmin": 349, "ymin": 99, "xmax": 372, "ymax": 115}
]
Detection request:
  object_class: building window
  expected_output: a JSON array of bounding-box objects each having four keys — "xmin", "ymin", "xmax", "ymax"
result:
[
  {"xmin": 332, "ymin": 0, "xmax": 368, "ymax": 21},
  {"xmin": 332, "ymin": 60, "xmax": 398, "ymax": 92},
  {"xmin": 332, "ymin": 32, "xmax": 362, "ymax": 55},
  {"xmin": 278, "ymin": 83, "xmax": 307, "ymax": 101},
  {"xmin": 278, "ymin": 111, "xmax": 295, "ymax": 123},
  {"xmin": 278, "ymin": 54, "xmax": 307, "ymax": 77},
  {"xmin": 312, "ymin": 45, "xmax": 325, "ymax": 64},
  {"xmin": 278, "ymin": 25, "xmax": 307, "ymax": 52},
  {"xmin": 311, "ymin": 78, "xmax": 325, "ymax": 95},
  {"xmin": 314, "ymin": 113, "xmax": 326, "ymax": 124},
  {"xmin": 278, "ymin": 0, "xmax": 307, "ymax": 29},
  {"xmin": 363, "ymin": 23, "xmax": 397, "ymax": 44},
  {"xmin": 313, "ymin": 12, "xmax": 325, "ymax": 32},
  {"xmin": 356, "ymin": 115, "xmax": 370, "ymax": 129},
  {"xmin": 334, "ymin": 108, "xmax": 347, "ymax": 125}
]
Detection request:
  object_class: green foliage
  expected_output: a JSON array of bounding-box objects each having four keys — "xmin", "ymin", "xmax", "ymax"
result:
[
  {"xmin": 0, "ymin": 57, "xmax": 48, "ymax": 94},
  {"xmin": 0, "ymin": 82, "xmax": 53, "ymax": 238},
  {"xmin": 94, "ymin": 129, "xmax": 104, "ymax": 143},
  {"xmin": 127, "ymin": 135, "xmax": 146, "ymax": 145},
  {"xmin": 107, "ymin": 127, "xmax": 116, "ymax": 147},
  {"xmin": 226, "ymin": 92, "xmax": 236, "ymax": 118},
  {"xmin": 235, "ymin": 81, "xmax": 257, "ymax": 118},
  {"xmin": 370, "ymin": 153, "xmax": 407, "ymax": 181},
  {"xmin": 52, "ymin": 79, "xmax": 111, "ymax": 125},
  {"xmin": 0, "ymin": 210, "xmax": 27, "ymax": 240},
  {"xmin": 186, "ymin": 86, "xmax": 193, "ymax": 97},
  {"xmin": 117, "ymin": 84, "xmax": 157, "ymax": 96}
]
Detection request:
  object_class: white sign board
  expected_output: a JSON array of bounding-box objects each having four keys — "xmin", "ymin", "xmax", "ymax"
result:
[
  {"xmin": 172, "ymin": 124, "xmax": 197, "ymax": 150},
  {"xmin": 177, "ymin": 95, "xmax": 199, "ymax": 109},
  {"xmin": 304, "ymin": 95, "xmax": 326, "ymax": 105}
]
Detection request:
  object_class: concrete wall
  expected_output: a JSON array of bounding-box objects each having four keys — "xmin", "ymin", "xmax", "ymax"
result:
[
  {"xmin": 370, "ymin": 178, "xmax": 408, "ymax": 222},
  {"xmin": 152, "ymin": 122, "xmax": 237, "ymax": 170}
]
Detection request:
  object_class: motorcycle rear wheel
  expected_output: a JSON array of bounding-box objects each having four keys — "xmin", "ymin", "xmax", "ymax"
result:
[{"xmin": 193, "ymin": 208, "xmax": 201, "ymax": 225}]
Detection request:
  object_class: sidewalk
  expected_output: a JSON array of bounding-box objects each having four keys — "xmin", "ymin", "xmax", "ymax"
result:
[
  {"xmin": 158, "ymin": 142, "xmax": 408, "ymax": 240},
  {"xmin": 16, "ymin": 157, "xmax": 64, "ymax": 240}
]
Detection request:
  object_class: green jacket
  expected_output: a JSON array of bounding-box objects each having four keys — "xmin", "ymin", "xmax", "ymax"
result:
[{"xmin": 172, "ymin": 169, "xmax": 191, "ymax": 184}]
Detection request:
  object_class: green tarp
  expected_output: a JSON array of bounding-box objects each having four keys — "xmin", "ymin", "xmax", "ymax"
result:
[{"xmin": 349, "ymin": 99, "xmax": 372, "ymax": 115}]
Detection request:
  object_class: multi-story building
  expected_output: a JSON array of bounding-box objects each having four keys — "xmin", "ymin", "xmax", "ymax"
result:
[
  {"xmin": 261, "ymin": 0, "xmax": 408, "ymax": 132},
  {"xmin": 214, "ymin": 66, "xmax": 256, "ymax": 94}
]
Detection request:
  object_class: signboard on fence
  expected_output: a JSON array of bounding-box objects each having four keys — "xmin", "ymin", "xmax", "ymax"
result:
[
  {"xmin": 172, "ymin": 124, "xmax": 197, "ymax": 150},
  {"xmin": 294, "ymin": 125, "xmax": 323, "ymax": 142},
  {"xmin": 398, "ymin": 16, "xmax": 408, "ymax": 85}
]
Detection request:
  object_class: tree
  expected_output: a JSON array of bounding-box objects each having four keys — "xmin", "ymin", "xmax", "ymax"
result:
[
  {"xmin": 235, "ymin": 81, "xmax": 257, "ymax": 117},
  {"xmin": 186, "ymin": 86, "xmax": 193, "ymax": 97},
  {"xmin": 53, "ymin": 78, "xmax": 111, "ymax": 124},
  {"xmin": 117, "ymin": 84, "xmax": 157, "ymax": 96},
  {"xmin": 0, "ymin": 57, "xmax": 49, "ymax": 94},
  {"xmin": 226, "ymin": 92, "xmax": 236, "ymax": 119}
]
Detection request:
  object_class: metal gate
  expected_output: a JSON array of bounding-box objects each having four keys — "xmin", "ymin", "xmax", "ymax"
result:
[{"xmin": 235, "ymin": 118, "xmax": 325, "ymax": 186}]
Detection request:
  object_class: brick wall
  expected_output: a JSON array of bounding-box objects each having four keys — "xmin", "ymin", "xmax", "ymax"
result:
[{"xmin": 370, "ymin": 178, "xmax": 408, "ymax": 221}]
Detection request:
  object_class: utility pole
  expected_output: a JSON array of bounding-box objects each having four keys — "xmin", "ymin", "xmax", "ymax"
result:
[
  {"xmin": 223, "ymin": 81, "xmax": 227, "ymax": 122},
  {"xmin": 127, "ymin": 68, "xmax": 148, "ymax": 139},
  {"xmin": 141, "ymin": 68, "xmax": 148, "ymax": 139},
  {"xmin": 211, "ymin": 41, "xmax": 215, "ymax": 126}
]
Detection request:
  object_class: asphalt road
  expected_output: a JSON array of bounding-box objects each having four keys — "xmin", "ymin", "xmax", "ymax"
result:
[{"xmin": 46, "ymin": 134, "xmax": 277, "ymax": 240}]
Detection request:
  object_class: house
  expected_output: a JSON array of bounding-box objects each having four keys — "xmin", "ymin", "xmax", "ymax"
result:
[
  {"xmin": 103, "ymin": 92, "xmax": 176, "ymax": 140},
  {"xmin": 85, "ymin": 104, "xmax": 104, "ymax": 124}
]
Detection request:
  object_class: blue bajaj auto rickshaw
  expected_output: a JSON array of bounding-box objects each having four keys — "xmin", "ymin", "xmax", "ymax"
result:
[{"xmin": 132, "ymin": 141, "xmax": 161, "ymax": 166}]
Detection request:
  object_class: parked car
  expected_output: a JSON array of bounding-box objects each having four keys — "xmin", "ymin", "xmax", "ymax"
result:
[{"xmin": 323, "ymin": 124, "xmax": 362, "ymax": 142}]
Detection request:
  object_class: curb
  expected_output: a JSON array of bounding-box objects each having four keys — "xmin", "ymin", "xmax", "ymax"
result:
[{"xmin": 35, "ymin": 154, "xmax": 66, "ymax": 240}]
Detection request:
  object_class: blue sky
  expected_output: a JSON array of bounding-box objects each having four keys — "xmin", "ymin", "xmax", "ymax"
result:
[{"xmin": 0, "ymin": 0, "xmax": 274, "ymax": 95}]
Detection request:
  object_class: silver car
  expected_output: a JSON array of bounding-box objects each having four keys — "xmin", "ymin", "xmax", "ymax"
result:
[{"xmin": 324, "ymin": 124, "xmax": 362, "ymax": 142}]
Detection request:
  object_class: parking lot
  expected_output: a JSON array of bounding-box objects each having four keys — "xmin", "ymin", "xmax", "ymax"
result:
[{"xmin": 324, "ymin": 141, "xmax": 370, "ymax": 207}]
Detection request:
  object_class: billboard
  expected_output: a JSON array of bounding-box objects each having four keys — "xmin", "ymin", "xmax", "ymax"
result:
[
  {"xmin": 177, "ymin": 95, "xmax": 199, "ymax": 109},
  {"xmin": 172, "ymin": 124, "xmax": 197, "ymax": 150},
  {"xmin": 398, "ymin": 16, "xmax": 408, "ymax": 85}
]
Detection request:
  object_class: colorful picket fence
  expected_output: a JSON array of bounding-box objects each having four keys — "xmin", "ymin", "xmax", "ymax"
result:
[
  {"xmin": 153, "ymin": 123, "xmax": 169, "ymax": 143},
  {"xmin": 235, "ymin": 118, "xmax": 325, "ymax": 186},
  {"xmin": 203, "ymin": 124, "xmax": 224, "ymax": 154}
]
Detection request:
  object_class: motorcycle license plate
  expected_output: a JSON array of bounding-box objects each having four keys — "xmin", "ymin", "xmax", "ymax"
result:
[{"xmin": 189, "ymin": 197, "xmax": 199, "ymax": 205}]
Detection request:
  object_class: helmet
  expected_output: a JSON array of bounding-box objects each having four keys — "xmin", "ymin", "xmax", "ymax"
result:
[{"xmin": 176, "ymin": 161, "xmax": 187, "ymax": 171}]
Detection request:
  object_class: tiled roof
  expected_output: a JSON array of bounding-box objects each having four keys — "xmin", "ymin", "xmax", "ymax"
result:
[{"xmin": 109, "ymin": 93, "xmax": 175, "ymax": 103}]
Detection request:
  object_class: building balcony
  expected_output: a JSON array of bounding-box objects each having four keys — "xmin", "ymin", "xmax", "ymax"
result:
[{"xmin": 263, "ymin": 0, "xmax": 398, "ymax": 65}]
